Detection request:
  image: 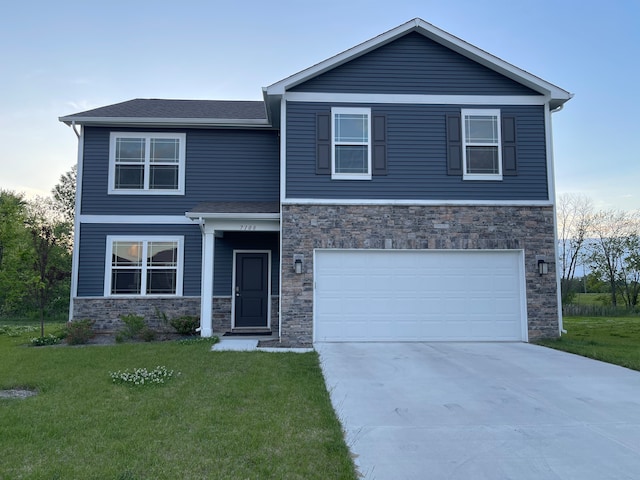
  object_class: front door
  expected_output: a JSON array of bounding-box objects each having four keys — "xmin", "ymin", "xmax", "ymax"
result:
[{"xmin": 234, "ymin": 252, "xmax": 269, "ymax": 328}]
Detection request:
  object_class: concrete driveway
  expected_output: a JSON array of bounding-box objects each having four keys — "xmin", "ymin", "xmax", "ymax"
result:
[{"xmin": 316, "ymin": 342, "xmax": 640, "ymax": 480}]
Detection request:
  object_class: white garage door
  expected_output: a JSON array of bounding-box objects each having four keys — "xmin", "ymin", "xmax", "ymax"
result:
[{"xmin": 314, "ymin": 250, "xmax": 526, "ymax": 342}]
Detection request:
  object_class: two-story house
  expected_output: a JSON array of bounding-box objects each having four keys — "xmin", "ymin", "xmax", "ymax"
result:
[{"xmin": 60, "ymin": 18, "xmax": 571, "ymax": 346}]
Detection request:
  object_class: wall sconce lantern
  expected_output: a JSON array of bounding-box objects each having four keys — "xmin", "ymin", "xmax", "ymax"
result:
[
  {"xmin": 293, "ymin": 255, "xmax": 304, "ymax": 274},
  {"xmin": 537, "ymin": 257, "xmax": 548, "ymax": 276}
]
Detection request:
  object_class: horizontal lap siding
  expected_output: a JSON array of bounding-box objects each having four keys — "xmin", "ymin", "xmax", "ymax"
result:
[
  {"xmin": 291, "ymin": 32, "xmax": 540, "ymax": 96},
  {"xmin": 77, "ymin": 224, "xmax": 202, "ymax": 297},
  {"xmin": 212, "ymin": 232, "xmax": 280, "ymax": 296},
  {"xmin": 286, "ymin": 103, "xmax": 547, "ymax": 200},
  {"xmin": 81, "ymin": 127, "xmax": 279, "ymax": 215},
  {"xmin": 77, "ymin": 225, "xmax": 279, "ymax": 298}
]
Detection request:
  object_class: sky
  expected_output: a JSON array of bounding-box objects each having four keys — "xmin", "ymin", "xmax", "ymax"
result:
[{"xmin": 1, "ymin": 0, "xmax": 638, "ymax": 210}]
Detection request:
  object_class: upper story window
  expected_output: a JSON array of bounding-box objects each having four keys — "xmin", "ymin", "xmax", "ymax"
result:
[
  {"xmin": 105, "ymin": 236, "xmax": 183, "ymax": 296},
  {"xmin": 331, "ymin": 107, "xmax": 371, "ymax": 180},
  {"xmin": 109, "ymin": 132, "xmax": 186, "ymax": 194},
  {"xmin": 461, "ymin": 109, "xmax": 502, "ymax": 181}
]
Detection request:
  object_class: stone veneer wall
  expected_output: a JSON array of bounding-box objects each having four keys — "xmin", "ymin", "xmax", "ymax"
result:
[
  {"xmin": 73, "ymin": 296, "xmax": 279, "ymax": 335},
  {"xmin": 280, "ymin": 204, "xmax": 559, "ymax": 346}
]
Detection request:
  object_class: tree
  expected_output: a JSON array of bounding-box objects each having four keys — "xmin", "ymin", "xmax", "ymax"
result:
[
  {"xmin": 51, "ymin": 164, "xmax": 77, "ymax": 225},
  {"xmin": 587, "ymin": 210, "xmax": 636, "ymax": 307},
  {"xmin": 557, "ymin": 194, "xmax": 593, "ymax": 303},
  {"xmin": 25, "ymin": 198, "xmax": 72, "ymax": 335},
  {"xmin": 0, "ymin": 191, "xmax": 31, "ymax": 315}
]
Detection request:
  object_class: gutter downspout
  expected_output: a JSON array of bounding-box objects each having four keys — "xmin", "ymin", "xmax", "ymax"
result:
[
  {"xmin": 549, "ymin": 103, "xmax": 568, "ymax": 335},
  {"xmin": 68, "ymin": 121, "xmax": 83, "ymax": 322}
]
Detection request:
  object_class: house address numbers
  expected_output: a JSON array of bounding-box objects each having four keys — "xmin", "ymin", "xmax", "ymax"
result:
[{"xmin": 240, "ymin": 225, "xmax": 257, "ymax": 231}]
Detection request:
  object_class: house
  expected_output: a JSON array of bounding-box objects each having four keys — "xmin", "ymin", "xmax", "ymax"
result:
[{"xmin": 59, "ymin": 18, "xmax": 572, "ymax": 346}]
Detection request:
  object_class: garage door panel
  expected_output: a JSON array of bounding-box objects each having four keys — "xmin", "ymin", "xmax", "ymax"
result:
[{"xmin": 314, "ymin": 250, "xmax": 525, "ymax": 342}]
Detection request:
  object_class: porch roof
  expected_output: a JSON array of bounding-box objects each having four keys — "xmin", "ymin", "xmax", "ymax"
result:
[{"xmin": 185, "ymin": 202, "xmax": 280, "ymax": 221}]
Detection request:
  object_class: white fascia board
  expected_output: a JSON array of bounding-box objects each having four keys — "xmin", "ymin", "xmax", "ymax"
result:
[
  {"xmin": 59, "ymin": 116, "xmax": 272, "ymax": 128},
  {"xmin": 282, "ymin": 198, "xmax": 553, "ymax": 207},
  {"xmin": 185, "ymin": 212, "xmax": 280, "ymax": 221},
  {"xmin": 79, "ymin": 215, "xmax": 194, "ymax": 224},
  {"xmin": 284, "ymin": 92, "xmax": 549, "ymax": 105},
  {"xmin": 265, "ymin": 18, "xmax": 572, "ymax": 106}
]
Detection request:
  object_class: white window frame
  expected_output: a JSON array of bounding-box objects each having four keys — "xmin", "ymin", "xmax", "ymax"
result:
[
  {"xmin": 331, "ymin": 107, "xmax": 372, "ymax": 180},
  {"xmin": 108, "ymin": 132, "xmax": 186, "ymax": 194},
  {"xmin": 104, "ymin": 235, "xmax": 184, "ymax": 296},
  {"xmin": 461, "ymin": 109, "xmax": 502, "ymax": 181}
]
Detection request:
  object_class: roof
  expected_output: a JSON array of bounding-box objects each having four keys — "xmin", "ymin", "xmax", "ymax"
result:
[
  {"xmin": 59, "ymin": 99, "xmax": 269, "ymax": 127},
  {"xmin": 264, "ymin": 18, "xmax": 572, "ymax": 110},
  {"xmin": 186, "ymin": 201, "xmax": 280, "ymax": 218}
]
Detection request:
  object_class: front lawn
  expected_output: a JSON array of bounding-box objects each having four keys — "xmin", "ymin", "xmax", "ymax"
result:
[
  {"xmin": 536, "ymin": 316, "xmax": 640, "ymax": 371},
  {"xmin": 0, "ymin": 324, "xmax": 356, "ymax": 479}
]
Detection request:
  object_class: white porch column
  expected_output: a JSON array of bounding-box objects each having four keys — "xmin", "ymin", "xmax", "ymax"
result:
[{"xmin": 200, "ymin": 226, "xmax": 215, "ymax": 337}]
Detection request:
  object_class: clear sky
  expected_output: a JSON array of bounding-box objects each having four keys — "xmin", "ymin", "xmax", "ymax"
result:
[{"xmin": 1, "ymin": 0, "xmax": 638, "ymax": 209}]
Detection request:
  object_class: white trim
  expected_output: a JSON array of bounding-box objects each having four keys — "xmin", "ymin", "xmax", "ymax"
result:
[
  {"xmin": 284, "ymin": 92, "xmax": 549, "ymax": 106},
  {"xmin": 231, "ymin": 250, "xmax": 272, "ymax": 330},
  {"xmin": 69, "ymin": 126, "xmax": 84, "ymax": 320},
  {"xmin": 60, "ymin": 116, "xmax": 271, "ymax": 127},
  {"xmin": 184, "ymin": 212, "xmax": 280, "ymax": 221},
  {"xmin": 188, "ymin": 217, "xmax": 280, "ymax": 232},
  {"xmin": 282, "ymin": 198, "xmax": 553, "ymax": 206},
  {"xmin": 200, "ymin": 229, "xmax": 215, "ymax": 337},
  {"xmin": 546, "ymin": 104, "xmax": 564, "ymax": 335},
  {"xmin": 461, "ymin": 108, "xmax": 502, "ymax": 180},
  {"xmin": 331, "ymin": 107, "xmax": 372, "ymax": 180},
  {"xmin": 108, "ymin": 132, "xmax": 186, "ymax": 195},
  {"xmin": 79, "ymin": 215, "xmax": 194, "ymax": 224},
  {"xmin": 103, "ymin": 235, "xmax": 184, "ymax": 297},
  {"xmin": 266, "ymin": 18, "xmax": 572, "ymax": 108},
  {"xmin": 280, "ymin": 97, "xmax": 287, "ymax": 203}
]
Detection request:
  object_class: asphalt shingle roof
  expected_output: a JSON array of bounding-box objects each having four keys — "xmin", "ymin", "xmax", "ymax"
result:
[{"xmin": 61, "ymin": 98, "xmax": 267, "ymax": 121}]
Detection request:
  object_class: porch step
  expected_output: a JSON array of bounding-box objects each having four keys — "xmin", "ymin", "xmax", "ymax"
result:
[{"xmin": 224, "ymin": 329, "xmax": 272, "ymax": 336}]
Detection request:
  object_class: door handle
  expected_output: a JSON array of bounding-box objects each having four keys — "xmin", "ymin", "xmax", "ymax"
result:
[{"xmin": 235, "ymin": 285, "xmax": 240, "ymax": 297}]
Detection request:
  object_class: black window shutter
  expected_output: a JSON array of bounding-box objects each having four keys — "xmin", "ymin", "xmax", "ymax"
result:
[
  {"xmin": 446, "ymin": 114, "xmax": 463, "ymax": 176},
  {"xmin": 316, "ymin": 113, "xmax": 331, "ymax": 175},
  {"xmin": 502, "ymin": 115, "xmax": 517, "ymax": 176},
  {"xmin": 372, "ymin": 114, "xmax": 387, "ymax": 175}
]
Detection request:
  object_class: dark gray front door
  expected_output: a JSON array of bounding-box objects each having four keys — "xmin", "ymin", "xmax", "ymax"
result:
[{"xmin": 234, "ymin": 252, "xmax": 269, "ymax": 328}]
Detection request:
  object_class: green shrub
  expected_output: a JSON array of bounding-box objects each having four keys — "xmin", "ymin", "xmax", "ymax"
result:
[
  {"xmin": 0, "ymin": 325, "xmax": 38, "ymax": 337},
  {"xmin": 64, "ymin": 320, "xmax": 95, "ymax": 345},
  {"xmin": 116, "ymin": 314, "xmax": 147, "ymax": 342},
  {"xmin": 170, "ymin": 316, "xmax": 199, "ymax": 336},
  {"xmin": 140, "ymin": 327, "xmax": 156, "ymax": 342}
]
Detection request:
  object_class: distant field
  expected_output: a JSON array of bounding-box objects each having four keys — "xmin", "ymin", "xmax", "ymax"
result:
[{"xmin": 571, "ymin": 293, "xmax": 605, "ymax": 305}]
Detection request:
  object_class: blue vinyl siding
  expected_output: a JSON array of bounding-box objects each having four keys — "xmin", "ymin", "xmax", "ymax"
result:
[
  {"xmin": 291, "ymin": 32, "xmax": 540, "ymax": 96},
  {"xmin": 80, "ymin": 127, "xmax": 279, "ymax": 215},
  {"xmin": 77, "ymin": 223, "xmax": 203, "ymax": 297},
  {"xmin": 286, "ymin": 102, "xmax": 548, "ymax": 200},
  {"xmin": 212, "ymin": 232, "xmax": 280, "ymax": 296},
  {"xmin": 77, "ymin": 224, "xmax": 279, "ymax": 297}
]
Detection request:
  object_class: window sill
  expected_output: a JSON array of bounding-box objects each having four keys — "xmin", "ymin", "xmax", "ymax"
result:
[
  {"xmin": 331, "ymin": 174, "xmax": 372, "ymax": 181},
  {"xmin": 108, "ymin": 189, "xmax": 185, "ymax": 195},
  {"xmin": 463, "ymin": 174, "xmax": 503, "ymax": 181}
]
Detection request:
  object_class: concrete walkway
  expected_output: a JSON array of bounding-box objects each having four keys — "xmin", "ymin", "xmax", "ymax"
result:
[{"xmin": 316, "ymin": 342, "xmax": 640, "ymax": 480}]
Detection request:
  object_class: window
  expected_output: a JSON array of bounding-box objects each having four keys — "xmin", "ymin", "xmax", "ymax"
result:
[
  {"xmin": 331, "ymin": 107, "xmax": 371, "ymax": 179},
  {"xmin": 109, "ymin": 133, "xmax": 186, "ymax": 194},
  {"xmin": 105, "ymin": 236, "xmax": 183, "ymax": 296},
  {"xmin": 461, "ymin": 109, "xmax": 502, "ymax": 180}
]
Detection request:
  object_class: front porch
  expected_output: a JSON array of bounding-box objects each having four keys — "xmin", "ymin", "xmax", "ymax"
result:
[{"xmin": 186, "ymin": 201, "xmax": 281, "ymax": 338}]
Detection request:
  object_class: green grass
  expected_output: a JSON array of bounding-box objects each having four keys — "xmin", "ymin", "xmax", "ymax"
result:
[
  {"xmin": 571, "ymin": 293, "xmax": 604, "ymax": 305},
  {"xmin": 537, "ymin": 316, "xmax": 640, "ymax": 371},
  {"xmin": 0, "ymin": 324, "xmax": 356, "ymax": 479}
]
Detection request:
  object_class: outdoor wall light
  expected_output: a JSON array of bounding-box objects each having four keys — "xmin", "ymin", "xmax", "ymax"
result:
[
  {"xmin": 538, "ymin": 259, "xmax": 548, "ymax": 276},
  {"xmin": 294, "ymin": 257, "xmax": 303, "ymax": 274}
]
